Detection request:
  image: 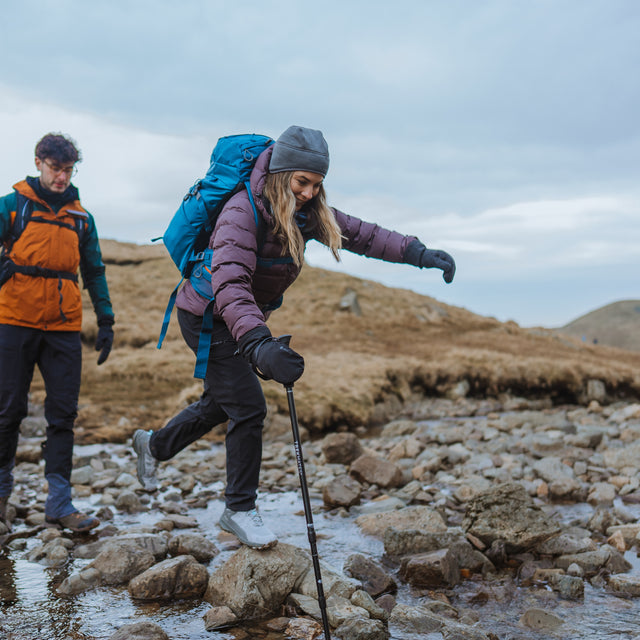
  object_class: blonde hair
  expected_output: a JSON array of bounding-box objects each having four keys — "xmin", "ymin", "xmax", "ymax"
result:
[{"xmin": 263, "ymin": 171, "xmax": 343, "ymax": 267}]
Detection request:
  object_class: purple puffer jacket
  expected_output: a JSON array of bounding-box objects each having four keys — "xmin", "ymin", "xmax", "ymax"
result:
[{"xmin": 176, "ymin": 146, "xmax": 418, "ymax": 342}]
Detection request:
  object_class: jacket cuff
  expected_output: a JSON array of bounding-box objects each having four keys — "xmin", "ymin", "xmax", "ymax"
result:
[
  {"xmin": 403, "ymin": 239, "xmax": 426, "ymax": 267},
  {"xmin": 238, "ymin": 325, "xmax": 272, "ymax": 357},
  {"xmin": 97, "ymin": 315, "xmax": 115, "ymax": 327}
]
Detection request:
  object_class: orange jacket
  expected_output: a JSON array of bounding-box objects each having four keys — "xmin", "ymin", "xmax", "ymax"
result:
[{"xmin": 0, "ymin": 180, "xmax": 94, "ymax": 330}]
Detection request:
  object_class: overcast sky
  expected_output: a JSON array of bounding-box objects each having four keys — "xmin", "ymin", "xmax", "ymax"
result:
[{"xmin": 1, "ymin": 0, "xmax": 638, "ymax": 327}]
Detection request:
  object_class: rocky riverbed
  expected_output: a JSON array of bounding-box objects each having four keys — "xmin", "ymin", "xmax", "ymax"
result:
[{"xmin": 2, "ymin": 393, "xmax": 640, "ymax": 640}]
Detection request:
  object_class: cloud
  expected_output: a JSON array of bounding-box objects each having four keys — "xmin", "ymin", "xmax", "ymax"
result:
[{"xmin": 0, "ymin": 1, "xmax": 638, "ymax": 327}]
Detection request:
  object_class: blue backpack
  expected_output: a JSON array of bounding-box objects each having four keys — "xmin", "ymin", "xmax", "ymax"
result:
[{"xmin": 157, "ymin": 133, "xmax": 274, "ymax": 378}]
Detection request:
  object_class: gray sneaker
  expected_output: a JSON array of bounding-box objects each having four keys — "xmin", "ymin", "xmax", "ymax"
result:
[
  {"xmin": 132, "ymin": 429, "xmax": 159, "ymax": 492},
  {"xmin": 219, "ymin": 507, "xmax": 277, "ymax": 549}
]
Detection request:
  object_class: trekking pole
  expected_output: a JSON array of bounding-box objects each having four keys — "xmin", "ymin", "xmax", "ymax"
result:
[{"xmin": 285, "ymin": 384, "xmax": 332, "ymax": 640}]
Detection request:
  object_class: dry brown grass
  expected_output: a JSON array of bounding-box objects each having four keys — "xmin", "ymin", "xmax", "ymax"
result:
[{"xmin": 28, "ymin": 239, "xmax": 640, "ymax": 444}]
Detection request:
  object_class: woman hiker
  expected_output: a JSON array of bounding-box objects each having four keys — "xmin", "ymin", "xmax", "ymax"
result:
[{"xmin": 132, "ymin": 125, "xmax": 455, "ymax": 549}]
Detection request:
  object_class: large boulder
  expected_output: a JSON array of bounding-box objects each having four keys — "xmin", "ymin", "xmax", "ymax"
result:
[
  {"xmin": 204, "ymin": 543, "xmax": 311, "ymax": 619},
  {"xmin": 462, "ymin": 482, "xmax": 560, "ymax": 553}
]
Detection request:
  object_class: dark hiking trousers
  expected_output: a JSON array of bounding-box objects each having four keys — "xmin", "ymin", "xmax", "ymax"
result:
[
  {"xmin": 149, "ymin": 309, "xmax": 267, "ymax": 511},
  {"xmin": 0, "ymin": 324, "xmax": 81, "ymax": 500}
]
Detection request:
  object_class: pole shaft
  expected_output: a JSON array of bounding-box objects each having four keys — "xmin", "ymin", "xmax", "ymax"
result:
[{"xmin": 286, "ymin": 386, "xmax": 332, "ymax": 639}]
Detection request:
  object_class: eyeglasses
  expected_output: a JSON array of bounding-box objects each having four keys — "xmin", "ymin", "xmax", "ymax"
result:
[{"xmin": 42, "ymin": 159, "xmax": 78, "ymax": 177}]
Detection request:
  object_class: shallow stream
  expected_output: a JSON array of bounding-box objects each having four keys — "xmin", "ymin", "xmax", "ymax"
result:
[{"xmin": 2, "ymin": 442, "xmax": 640, "ymax": 640}]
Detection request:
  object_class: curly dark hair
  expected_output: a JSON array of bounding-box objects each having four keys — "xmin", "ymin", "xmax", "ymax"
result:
[{"xmin": 34, "ymin": 133, "xmax": 82, "ymax": 164}]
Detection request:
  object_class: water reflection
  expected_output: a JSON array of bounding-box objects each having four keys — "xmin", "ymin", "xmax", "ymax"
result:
[{"xmin": 2, "ymin": 481, "xmax": 640, "ymax": 638}]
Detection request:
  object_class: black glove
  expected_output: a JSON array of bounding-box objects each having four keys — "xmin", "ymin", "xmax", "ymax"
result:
[
  {"xmin": 238, "ymin": 326, "xmax": 304, "ymax": 386},
  {"xmin": 404, "ymin": 239, "xmax": 456, "ymax": 284},
  {"xmin": 95, "ymin": 316, "xmax": 115, "ymax": 365}
]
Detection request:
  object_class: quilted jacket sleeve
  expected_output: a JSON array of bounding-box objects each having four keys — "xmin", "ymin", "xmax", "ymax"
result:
[{"xmin": 332, "ymin": 208, "xmax": 418, "ymax": 263}]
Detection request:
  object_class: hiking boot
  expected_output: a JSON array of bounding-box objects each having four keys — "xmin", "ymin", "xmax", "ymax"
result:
[
  {"xmin": 133, "ymin": 429, "xmax": 159, "ymax": 492},
  {"xmin": 45, "ymin": 511, "xmax": 100, "ymax": 533},
  {"xmin": 219, "ymin": 507, "xmax": 277, "ymax": 549}
]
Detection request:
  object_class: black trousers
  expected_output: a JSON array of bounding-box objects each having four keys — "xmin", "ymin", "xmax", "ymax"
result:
[
  {"xmin": 150, "ymin": 309, "xmax": 267, "ymax": 511},
  {"xmin": 0, "ymin": 324, "xmax": 81, "ymax": 488}
]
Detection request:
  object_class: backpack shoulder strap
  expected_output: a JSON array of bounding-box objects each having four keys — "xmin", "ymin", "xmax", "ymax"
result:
[
  {"xmin": 10, "ymin": 190, "xmax": 34, "ymax": 246},
  {"xmin": 66, "ymin": 208, "xmax": 89, "ymax": 244}
]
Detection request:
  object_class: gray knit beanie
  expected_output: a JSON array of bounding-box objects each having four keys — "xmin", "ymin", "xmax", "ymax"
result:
[{"xmin": 269, "ymin": 126, "xmax": 330, "ymax": 177}]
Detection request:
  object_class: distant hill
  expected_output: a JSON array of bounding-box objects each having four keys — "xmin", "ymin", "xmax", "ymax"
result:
[{"xmin": 557, "ymin": 300, "xmax": 640, "ymax": 352}]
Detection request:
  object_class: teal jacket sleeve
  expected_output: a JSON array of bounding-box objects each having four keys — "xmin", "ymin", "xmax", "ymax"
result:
[
  {"xmin": 0, "ymin": 192, "xmax": 17, "ymax": 242},
  {"xmin": 79, "ymin": 212, "xmax": 114, "ymax": 322}
]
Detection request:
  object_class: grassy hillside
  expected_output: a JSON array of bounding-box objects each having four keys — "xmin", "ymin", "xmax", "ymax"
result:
[
  {"xmin": 557, "ymin": 300, "xmax": 640, "ymax": 352},
  {"xmin": 28, "ymin": 240, "xmax": 640, "ymax": 444}
]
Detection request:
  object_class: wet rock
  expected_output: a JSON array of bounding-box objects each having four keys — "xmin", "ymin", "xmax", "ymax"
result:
[
  {"xmin": 462, "ymin": 482, "xmax": 561, "ymax": 553},
  {"xmin": 587, "ymin": 505, "xmax": 616, "ymax": 534},
  {"xmin": 351, "ymin": 496, "xmax": 405, "ymax": 516},
  {"xmin": 108, "ymin": 621, "xmax": 170, "ymax": 640},
  {"xmin": 322, "ymin": 474, "xmax": 362, "ymax": 508},
  {"xmin": 321, "ymin": 432, "xmax": 364, "ymax": 464},
  {"xmin": 389, "ymin": 603, "xmax": 489, "ymax": 639},
  {"xmin": 375, "ymin": 594, "xmax": 396, "ymax": 615},
  {"xmin": 532, "ymin": 457, "xmax": 581, "ymax": 498},
  {"xmin": 285, "ymin": 617, "xmax": 323, "ymax": 639},
  {"xmin": 205, "ymin": 543, "xmax": 311, "ymax": 619},
  {"xmin": 57, "ymin": 567, "xmax": 103, "ymax": 596},
  {"xmin": 297, "ymin": 559, "xmax": 358, "ymax": 600},
  {"xmin": 356, "ymin": 505, "xmax": 446, "ymax": 539},
  {"xmin": 26, "ymin": 536, "xmax": 73, "ymax": 567},
  {"xmin": 387, "ymin": 436, "xmax": 423, "ymax": 461},
  {"xmin": 334, "ymin": 616, "xmax": 389, "ymax": 640},
  {"xmin": 534, "ymin": 528, "xmax": 596, "ymax": 555},
  {"xmin": 107, "ymin": 532, "xmax": 170, "ymax": 560},
  {"xmin": 607, "ymin": 529, "xmax": 627, "ymax": 552},
  {"xmin": 129, "ymin": 555, "xmax": 209, "ymax": 600},
  {"xmin": 164, "ymin": 514, "xmax": 199, "ymax": 529},
  {"xmin": 202, "ymin": 605, "xmax": 238, "ymax": 631},
  {"xmin": 399, "ymin": 548, "xmax": 460, "ymax": 588},
  {"xmin": 554, "ymin": 545, "xmax": 631, "ymax": 576},
  {"xmin": 115, "ymin": 491, "xmax": 144, "ymax": 513},
  {"xmin": 70, "ymin": 465, "xmax": 94, "ymax": 485},
  {"xmin": 350, "ymin": 454, "xmax": 404, "ymax": 488},
  {"xmin": 449, "ymin": 539, "xmax": 495, "ymax": 574},
  {"xmin": 383, "ymin": 527, "xmax": 463, "ymax": 557},
  {"xmin": 607, "ymin": 575, "xmax": 640, "ymax": 597},
  {"xmin": 343, "ymin": 553, "xmax": 397, "ymax": 597},
  {"xmin": 380, "ymin": 419, "xmax": 417, "ymax": 437},
  {"xmin": 587, "ymin": 482, "xmax": 617, "ymax": 505},
  {"xmin": 519, "ymin": 607, "xmax": 564, "ymax": 631},
  {"xmin": 326, "ymin": 593, "xmax": 371, "ymax": 627},
  {"xmin": 603, "ymin": 442, "xmax": 640, "ymax": 471},
  {"xmin": 546, "ymin": 572, "xmax": 585, "ymax": 599},
  {"xmin": 351, "ymin": 589, "xmax": 389, "ymax": 621},
  {"xmin": 87, "ymin": 543, "xmax": 155, "ymax": 585},
  {"xmin": 167, "ymin": 532, "xmax": 218, "ymax": 562},
  {"xmin": 287, "ymin": 592, "xmax": 323, "ymax": 619}
]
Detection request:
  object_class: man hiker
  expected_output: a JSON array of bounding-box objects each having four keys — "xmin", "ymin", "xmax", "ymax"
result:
[{"xmin": 0, "ymin": 133, "xmax": 115, "ymax": 533}]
